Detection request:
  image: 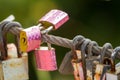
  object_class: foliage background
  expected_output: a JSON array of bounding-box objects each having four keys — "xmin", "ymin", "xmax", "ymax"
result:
[{"xmin": 0, "ymin": 0, "xmax": 120, "ymax": 80}]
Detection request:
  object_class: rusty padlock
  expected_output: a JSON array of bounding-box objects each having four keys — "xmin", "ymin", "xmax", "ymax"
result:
[
  {"xmin": 20, "ymin": 25, "xmax": 41, "ymax": 52},
  {"xmin": 80, "ymin": 39, "xmax": 99, "ymax": 80},
  {"xmin": 94, "ymin": 43, "xmax": 113, "ymax": 80},
  {"xmin": 59, "ymin": 51, "xmax": 74, "ymax": 74},
  {"xmin": 86, "ymin": 41, "xmax": 100, "ymax": 80},
  {"xmin": 106, "ymin": 46, "xmax": 120, "ymax": 80},
  {"xmin": 72, "ymin": 50, "xmax": 84, "ymax": 80},
  {"xmin": 0, "ymin": 22, "xmax": 28, "ymax": 80},
  {"xmin": 71, "ymin": 59, "xmax": 80, "ymax": 80},
  {"xmin": 73, "ymin": 36, "xmax": 90, "ymax": 80},
  {"xmin": 34, "ymin": 43, "xmax": 57, "ymax": 71},
  {"xmin": 39, "ymin": 9, "xmax": 69, "ymax": 30}
]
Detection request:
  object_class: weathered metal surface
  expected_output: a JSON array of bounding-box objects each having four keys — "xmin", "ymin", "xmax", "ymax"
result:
[
  {"xmin": 59, "ymin": 51, "xmax": 73, "ymax": 74},
  {"xmin": 0, "ymin": 43, "xmax": 29, "ymax": 80},
  {"xmin": 106, "ymin": 73, "xmax": 120, "ymax": 80},
  {"xmin": 2, "ymin": 58, "xmax": 28, "ymax": 80}
]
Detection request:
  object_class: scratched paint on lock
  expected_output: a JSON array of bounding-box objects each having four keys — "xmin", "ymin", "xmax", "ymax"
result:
[
  {"xmin": 77, "ymin": 63, "xmax": 84, "ymax": 80},
  {"xmin": 2, "ymin": 58, "xmax": 28, "ymax": 80},
  {"xmin": 35, "ymin": 47, "xmax": 57, "ymax": 71},
  {"xmin": 39, "ymin": 9, "xmax": 69, "ymax": 29},
  {"xmin": 20, "ymin": 26, "xmax": 41, "ymax": 52},
  {"xmin": 71, "ymin": 60, "xmax": 80, "ymax": 80}
]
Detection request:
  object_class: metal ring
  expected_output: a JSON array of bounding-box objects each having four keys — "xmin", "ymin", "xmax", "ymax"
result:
[
  {"xmin": 2, "ymin": 22, "xmax": 22, "ymax": 59},
  {"xmin": 73, "ymin": 35, "xmax": 85, "ymax": 50},
  {"xmin": 0, "ymin": 21, "xmax": 11, "ymax": 60},
  {"xmin": 111, "ymin": 46, "xmax": 120, "ymax": 60},
  {"xmin": 87, "ymin": 41, "xmax": 98, "ymax": 58},
  {"xmin": 80, "ymin": 39, "xmax": 91, "ymax": 80},
  {"xmin": 100, "ymin": 43, "xmax": 113, "ymax": 63}
]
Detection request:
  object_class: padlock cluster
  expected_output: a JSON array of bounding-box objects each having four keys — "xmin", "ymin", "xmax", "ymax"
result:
[{"xmin": 0, "ymin": 9, "xmax": 120, "ymax": 80}]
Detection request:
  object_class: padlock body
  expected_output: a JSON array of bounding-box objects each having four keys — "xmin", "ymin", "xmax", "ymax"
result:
[
  {"xmin": 71, "ymin": 59, "xmax": 84, "ymax": 80},
  {"xmin": 94, "ymin": 64, "xmax": 110, "ymax": 80},
  {"xmin": 72, "ymin": 61, "xmax": 80, "ymax": 80},
  {"xmin": 77, "ymin": 62, "xmax": 84, "ymax": 80},
  {"xmin": 59, "ymin": 51, "xmax": 73, "ymax": 74},
  {"xmin": 39, "ymin": 9, "xmax": 69, "ymax": 29},
  {"xmin": 1, "ymin": 58, "xmax": 28, "ymax": 80},
  {"xmin": 20, "ymin": 26, "xmax": 41, "ymax": 52},
  {"xmin": 116, "ymin": 62, "xmax": 120, "ymax": 74},
  {"xmin": 106, "ymin": 73, "xmax": 120, "ymax": 80},
  {"xmin": 35, "ymin": 46, "xmax": 57, "ymax": 71},
  {"xmin": 86, "ymin": 59, "xmax": 95, "ymax": 80}
]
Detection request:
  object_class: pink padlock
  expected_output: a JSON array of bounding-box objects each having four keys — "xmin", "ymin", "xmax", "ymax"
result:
[
  {"xmin": 39, "ymin": 9, "xmax": 69, "ymax": 30},
  {"xmin": 20, "ymin": 26, "xmax": 41, "ymax": 52},
  {"xmin": 35, "ymin": 46, "xmax": 57, "ymax": 71}
]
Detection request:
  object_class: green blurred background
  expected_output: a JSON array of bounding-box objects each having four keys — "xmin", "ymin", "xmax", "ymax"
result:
[{"xmin": 1, "ymin": 0, "xmax": 120, "ymax": 80}]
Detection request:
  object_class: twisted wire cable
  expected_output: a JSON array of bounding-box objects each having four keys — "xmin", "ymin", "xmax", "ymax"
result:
[
  {"xmin": 11, "ymin": 27, "xmax": 120, "ymax": 59},
  {"xmin": 41, "ymin": 34, "xmax": 73, "ymax": 49}
]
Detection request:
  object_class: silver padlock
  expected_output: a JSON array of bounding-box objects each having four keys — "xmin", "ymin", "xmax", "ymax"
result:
[
  {"xmin": 94, "ymin": 43, "xmax": 113, "ymax": 80},
  {"xmin": 0, "ymin": 22, "xmax": 28, "ymax": 80},
  {"xmin": 106, "ymin": 47, "xmax": 120, "ymax": 80}
]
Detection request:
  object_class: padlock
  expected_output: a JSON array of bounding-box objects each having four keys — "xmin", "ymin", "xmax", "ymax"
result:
[
  {"xmin": 71, "ymin": 59, "xmax": 80, "ymax": 80},
  {"xmin": 34, "ymin": 43, "xmax": 57, "ymax": 71},
  {"xmin": 0, "ymin": 21, "xmax": 18, "ymax": 60},
  {"xmin": 59, "ymin": 51, "xmax": 74, "ymax": 74},
  {"xmin": 0, "ymin": 22, "xmax": 29, "ymax": 80},
  {"xmin": 74, "ymin": 50, "xmax": 84, "ymax": 80},
  {"xmin": 106, "ymin": 47, "xmax": 120, "ymax": 80},
  {"xmin": 73, "ymin": 37, "xmax": 91, "ymax": 80},
  {"xmin": 80, "ymin": 39, "xmax": 91, "ymax": 80},
  {"xmin": 94, "ymin": 43, "xmax": 113, "ymax": 80},
  {"xmin": 20, "ymin": 25, "xmax": 41, "ymax": 52},
  {"xmin": 115, "ymin": 62, "xmax": 120, "ymax": 74},
  {"xmin": 86, "ymin": 41, "xmax": 100, "ymax": 80},
  {"xmin": 80, "ymin": 39, "xmax": 99, "ymax": 80},
  {"xmin": 39, "ymin": 9, "xmax": 69, "ymax": 30}
]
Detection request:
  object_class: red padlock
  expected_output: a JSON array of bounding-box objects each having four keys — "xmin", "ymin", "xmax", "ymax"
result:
[{"xmin": 34, "ymin": 44, "xmax": 57, "ymax": 71}]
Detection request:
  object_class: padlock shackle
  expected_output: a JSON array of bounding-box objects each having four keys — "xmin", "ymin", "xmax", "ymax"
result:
[
  {"xmin": 80, "ymin": 39, "xmax": 91, "ymax": 80},
  {"xmin": 87, "ymin": 41, "xmax": 98, "ymax": 58},
  {"xmin": 103, "ymin": 57, "xmax": 115, "ymax": 73},
  {"xmin": 72, "ymin": 35, "xmax": 85, "ymax": 59},
  {"xmin": 1, "ymin": 22, "xmax": 22, "ymax": 60},
  {"xmin": 100, "ymin": 43, "xmax": 113, "ymax": 64},
  {"xmin": 111, "ymin": 46, "xmax": 120, "ymax": 60},
  {"xmin": 0, "ymin": 21, "xmax": 12, "ymax": 60},
  {"xmin": 111, "ymin": 47, "xmax": 120, "ymax": 72}
]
